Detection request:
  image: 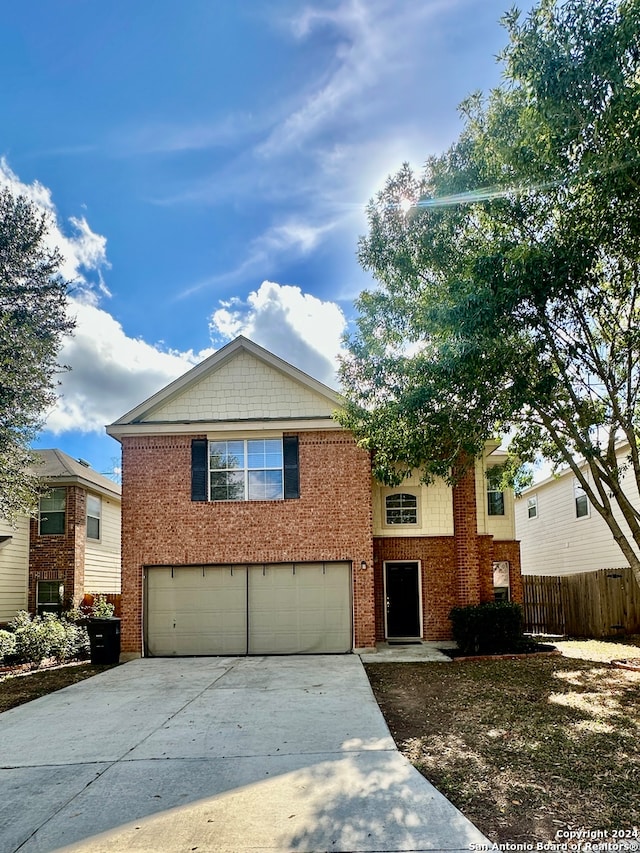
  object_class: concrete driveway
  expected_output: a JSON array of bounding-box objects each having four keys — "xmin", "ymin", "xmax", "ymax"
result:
[{"xmin": 0, "ymin": 656, "xmax": 489, "ymax": 852}]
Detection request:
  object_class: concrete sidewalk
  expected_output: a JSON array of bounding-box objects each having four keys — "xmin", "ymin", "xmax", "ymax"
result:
[{"xmin": 0, "ymin": 656, "xmax": 489, "ymax": 852}]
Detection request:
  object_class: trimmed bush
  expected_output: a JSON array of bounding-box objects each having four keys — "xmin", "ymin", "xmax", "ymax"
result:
[
  {"xmin": 0, "ymin": 630, "xmax": 16, "ymax": 662},
  {"xmin": 7, "ymin": 611, "xmax": 90, "ymax": 666},
  {"xmin": 449, "ymin": 601, "xmax": 525, "ymax": 655}
]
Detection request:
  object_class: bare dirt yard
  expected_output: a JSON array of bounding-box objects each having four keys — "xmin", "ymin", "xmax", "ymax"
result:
[
  {"xmin": 365, "ymin": 638, "xmax": 640, "ymax": 846},
  {"xmin": 0, "ymin": 661, "xmax": 117, "ymax": 713}
]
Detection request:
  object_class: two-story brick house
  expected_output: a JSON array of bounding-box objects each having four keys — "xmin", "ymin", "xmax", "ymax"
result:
[
  {"xmin": 27, "ymin": 449, "xmax": 122, "ymax": 615},
  {"xmin": 0, "ymin": 449, "xmax": 121, "ymax": 623},
  {"xmin": 107, "ymin": 336, "xmax": 521, "ymax": 658}
]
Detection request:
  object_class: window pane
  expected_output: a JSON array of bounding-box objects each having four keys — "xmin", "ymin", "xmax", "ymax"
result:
[
  {"xmin": 247, "ymin": 439, "xmax": 283, "ymax": 470},
  {"xmin": 210, "ymin": 441, "xmax": 244, "ymax": 470},
  {"xmin": 488, "ymin": 492, "xmax": 505, "ymax": 516},
  {"xmin": 40, "ymin": 488, "xmax": 66, "ymax": 513},
  {"xmin": 210, "ymin": 470, "xmax": 244, "ymax": 501},
  {"xmin": 37, "ymin": 581, "xmax": 63, "ymax": 604},
  {"xmin": 385, "ymin": 494, "xmax": 417, "ymax": 524},
  {"xmin": 87, "ymin": 495, "xmax": 101, "ymax": 540},
  {"xmin": 576, "ymin": 494, "xmax": 589, "ymax": 518},
  {"xmin": 527, "ymin": 497, "xmax": 537, "ymax": 519},
  {"xmin": 40, "ymin": 511, "xmax": 65, "ymax": 535},
  {"xmin": 248, "ymin": 470, "xmax": 283, "ymax": 500}
]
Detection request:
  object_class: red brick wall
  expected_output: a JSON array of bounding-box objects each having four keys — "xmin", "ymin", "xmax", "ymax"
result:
[
  {"xmin": 120, "ymin": 431, "xmax": 375, "ymax": 654},
  {"xmin": 29, "ymin": 486, "xmax": 86, "ymax": 611},
  {"xmin": 374, "ymin": 537, "xmax": 458, "ymax": 640},
  {"xmin": 478, "ymin": 535, "xmax": 496, "ymax": 603},
  {"xmin": 452, "ymin": 461, "xmax": 481, "ymax": 606}
]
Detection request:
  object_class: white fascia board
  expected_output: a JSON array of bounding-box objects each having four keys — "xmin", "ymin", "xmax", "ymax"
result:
[{"xmin": 106, "ymin": 416, "xmax": 343, "ymax": 440}]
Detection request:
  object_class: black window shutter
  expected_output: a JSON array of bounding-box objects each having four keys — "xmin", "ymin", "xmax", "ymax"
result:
[
  {"xmin": 283, "ymin": 435, "xmax": 300, "ymax": 499},
  {"xmin": 191, "ymin": 439, "xmax": 208, "ymax": 501}
]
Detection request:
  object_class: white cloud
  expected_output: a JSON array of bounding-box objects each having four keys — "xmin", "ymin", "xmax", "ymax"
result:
[
  {"xmin": 2, "ymin": 163, "xmax": 347, "ymax": 434},
  {"xmin": 47, "ymin": 301, "xmax": 210, "ymax": 433},
  {"xmin": 0, "ymin": 158, "xmax": 109, "ymax": 301},
  {"xmin": 210, "ymin": 281, "xmax": 347, "ymax": 387},
  {"xmin": 178, "ymin": 217, "xmax": 340, "ymax": 297},
  {"xmin": 0, "ymin": 161, "xmax": 214, "ymax": 434}
]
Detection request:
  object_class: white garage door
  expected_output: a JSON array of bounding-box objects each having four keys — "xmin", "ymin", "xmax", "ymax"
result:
[{"xmin": 145, "ymin": 562, "xmax": 352, "ymax": 656}]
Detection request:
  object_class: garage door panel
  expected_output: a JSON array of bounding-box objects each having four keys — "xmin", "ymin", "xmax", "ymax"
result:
[
  {"xmin": 146, "ymin": 566, "xmax": 247, "ymax": 656},
  {"xmin": 146, "ymin": 561, "xmax": 351, "ymax": 656},
  {"xmin": 248, "ymin": 563, "xmax": 351, "ymax": 655}
]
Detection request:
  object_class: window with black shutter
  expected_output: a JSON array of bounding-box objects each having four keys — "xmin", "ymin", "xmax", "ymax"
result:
[
  {"xmin": 283, "ymin": 435, "xmax": 299, "ymax": 500},
  {"xmin": 191, "ymin": 439, "xmax": 208, "ymax": 501}
]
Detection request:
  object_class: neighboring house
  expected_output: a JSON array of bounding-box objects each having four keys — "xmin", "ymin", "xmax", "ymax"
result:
[
  {"xmin": 0, "ymin": 514, "xmax": 29, "ymax": 623},
  {"xmin": 107, "ymin": 336, "xmax": 521, "ymax": 658},
  {"xmin": 515, "ymin": 448, "xmax": 639, "ymax": 576},
  {"xmin": 0, "ymin": 449, "xmax": 122, "ymax": 624}
]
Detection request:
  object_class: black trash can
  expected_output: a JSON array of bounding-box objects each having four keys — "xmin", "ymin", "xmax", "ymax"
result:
[{"xmin": 87, "ymin": 618, "xmax": 121, "ymax": 664}]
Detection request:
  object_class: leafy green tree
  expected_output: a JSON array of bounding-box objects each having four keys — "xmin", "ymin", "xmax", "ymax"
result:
[
  {"xmin": 338, "ymin": 0, "xmax": 640, "ymax": 584},
  {"xmin": 0, "ymin": 188, "xmax": 74, "ymax": 521}
]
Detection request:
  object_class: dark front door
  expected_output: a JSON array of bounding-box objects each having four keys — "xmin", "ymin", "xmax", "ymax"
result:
[{"xmin": 385, "ymin": 562, "xmax": 421, "ymax": 638}]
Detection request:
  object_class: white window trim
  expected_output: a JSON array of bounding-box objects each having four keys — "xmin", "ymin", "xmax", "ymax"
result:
[
  {"xmin": 209, "ymin": 438, "xmax": 285, "ymax": 502},
  {"xmin": 381, "ymin": 488, "xmax": 421, "ymax": 529},
  {"xmin": 527, "ymin": 494, "xmax": 538, "ymax": 520},
  {"xmin": 574, "ymin": 480, "xmax": 590, "ymax": 519},
  {"xmin": 86, "ymin": 494, "xmax": 102, "ymax": 542},
  {"xmin": 38, "ymin": 488, "xmax": 66, "ymax": 536}
]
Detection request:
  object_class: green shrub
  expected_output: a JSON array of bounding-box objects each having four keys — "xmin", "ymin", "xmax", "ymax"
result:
[
  {"xmin": 12, "ymin": 615, "xmax": 51, "ymax": 664},
  {"xmin": 89, "ymin": 595, "xmax": 115, "ymax": 618},
  {"xmin": 0, "ymin": 629, "xmax": 16, "ymax": 662},
  {"xmin": 449, "ymin": 601, "xmax": 525, "ymax": 655},
  {"xmin": 7, "ymin": 611, "xmax": 90, "ymax": 665}
]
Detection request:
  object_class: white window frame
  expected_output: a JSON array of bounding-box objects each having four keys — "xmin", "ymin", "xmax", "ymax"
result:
[
  {"xmin": 574, "ymin": 480, "xmax": 590, "ymax": 519},
  {"xmin": 209, "ymin": 438, "xmax": 284, "ymax": 502},
  {"xmin": 86, "ymin": 494, "xmax": 101, "ymax": 541},
  {"xmin": 486, "ymin": 468, "xmax": 505, "ymax": 516},
  {"xmin": 38, "ymin": 488, "xmax": 66, "ymax": 535},
  {"xmin": 527, "ymin": 495, "xmax": 538, "ymax": 519},
  {"xmin": 384, "ymin": 491, "xmax": 419, "ymax": 526}
]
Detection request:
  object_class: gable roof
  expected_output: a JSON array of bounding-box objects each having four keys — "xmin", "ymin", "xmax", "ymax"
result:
[
  {"xmin": 107, "ymin": 336, "xmax": 344, "ymax": 438},
  {"xmin": 34, "ymin": 449, "xmax": 121, "ymax": 500}
]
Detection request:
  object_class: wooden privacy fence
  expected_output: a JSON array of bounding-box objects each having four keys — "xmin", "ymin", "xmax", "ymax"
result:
[
  {"xmin": 81, "ymin": 592, "xmax": 122, "ymax": 618},
  {"xmin": 523, "ymin": 567, "xmax": 640, "ymax": 638}
]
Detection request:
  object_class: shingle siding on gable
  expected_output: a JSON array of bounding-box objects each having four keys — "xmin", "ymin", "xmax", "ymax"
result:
[{"xmin": 145, "ymin": 351, "xmax": 336, "ymax": 422}]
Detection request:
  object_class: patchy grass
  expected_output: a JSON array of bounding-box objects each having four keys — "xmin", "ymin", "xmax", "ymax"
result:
[
  {"xmin": 0, "ymin": 661, "xmax": 118, "ymax": 713},
  {"xmin": 366, "ymin": 641, "xmax": 640, "ymax": 844},
  {"xmin": 554, "ymin": 635, "xmax": 640, "ymax": 663}
]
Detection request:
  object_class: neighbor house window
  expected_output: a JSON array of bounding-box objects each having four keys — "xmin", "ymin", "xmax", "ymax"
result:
[
  {"xmin": 37, "ymin": 580, "xmax": 63, "ymax": 615},
  {"xmin": 209, "ymin": 439, "xmax": 284, "ymax": 501},
  {"xmin": 86, "ymin": 494, "xmax": 101, "ymax": 540},
  {"xmin": 39, "ymin": 488, "xmax": 66, "ymax": 535},
  {"xmin": 574, "ymin": 481, "xmax": 589, "ymax": 518},
  {"xmin": 487, "ymin": 469, "xmax": 505, "ymax": 516},
  {"xmin": 527, "ymin": 495, "xmax": 538, "ymax": 519},
  {"xmin": 385, "ymin": 493, "xmax": 418, "ymax": 525}
]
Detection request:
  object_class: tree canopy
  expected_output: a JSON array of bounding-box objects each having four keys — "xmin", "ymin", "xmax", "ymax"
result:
[
  {"xmin": 338, "ymin": 0, "xmax": 640, "ymax": 581},
  {"xmin": 0, "ymin": 188, "xmax": 74, "ymax": 521}
]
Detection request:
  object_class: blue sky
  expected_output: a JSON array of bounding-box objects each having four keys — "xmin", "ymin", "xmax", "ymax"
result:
[{"xmin": 1, "ymin": 0, "xmax": 528, "ymax": 480}]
